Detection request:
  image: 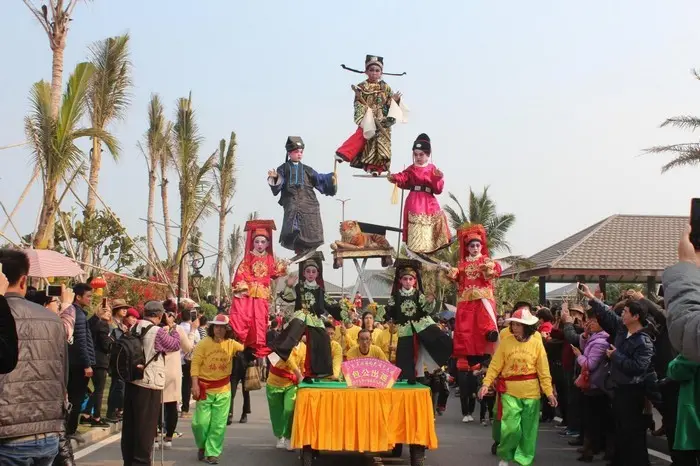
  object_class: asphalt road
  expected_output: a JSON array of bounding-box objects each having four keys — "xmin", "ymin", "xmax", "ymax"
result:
[{"xmin": 75, "ymin": 387, "xmax": 671, "ymax": 466}]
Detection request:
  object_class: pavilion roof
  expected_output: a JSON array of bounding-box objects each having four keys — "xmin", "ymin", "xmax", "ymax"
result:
[{"xmin": 502, "ymin": 214, "xmax": 687, "ymax": 283}]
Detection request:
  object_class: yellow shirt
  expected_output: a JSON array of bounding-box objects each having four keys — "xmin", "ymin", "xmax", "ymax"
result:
[
  {"xmin": 334, "ymin": 325, "xmax": 362, "ymax": 356},
  {"xmin": 482, "ymin": 328, "xmax": 553, "ymax": 399},
  {"xmin": 190, "ymin": 336, "xmax": 244, "ymax": 394},
  {"xmin": 268, "ymin": 342, "xmax": 307, "ymax": 389},
  {"xmin": 326, "ymin": 340, "xmax": 343, "ymax": 380},
  {"xmin": 346, "ymin": 344, "xmax": 388, "ymax": 361},
  {"xmin": 375, "ymin": 329, "xmax": 398, "ymax": 363}
]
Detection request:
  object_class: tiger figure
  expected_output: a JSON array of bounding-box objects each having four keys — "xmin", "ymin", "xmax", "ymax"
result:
[{"xmin": 330, "ymin": 220, "xmax": 391, "ymax": 250}]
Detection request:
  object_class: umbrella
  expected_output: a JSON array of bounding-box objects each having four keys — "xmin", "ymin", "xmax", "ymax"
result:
[
  {"xmin": 24, "ymin": 249, "xmax": 85, "ymax": 278},
  {"xmin": 439, "ymin": 303, "xmax": 456, "ymax": 320}
]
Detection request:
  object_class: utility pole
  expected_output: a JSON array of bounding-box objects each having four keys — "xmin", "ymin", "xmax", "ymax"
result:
[{"xmin": 336, "ymin": 198, "xmax": 351, "ymax": 294}]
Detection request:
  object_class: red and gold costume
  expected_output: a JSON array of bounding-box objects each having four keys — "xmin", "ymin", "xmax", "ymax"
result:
[
  {"xmin": 230, "ymin": 220, "xmax": 287, "ymax": 357},
  {"xmin": 447, "ymin": 224, "xmax": 501, "ymax": 358}
]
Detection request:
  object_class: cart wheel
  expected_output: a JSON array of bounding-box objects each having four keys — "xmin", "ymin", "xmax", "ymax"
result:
[
  {"xmin": 391, "ymin": 443, "xmax": 403, "ymax": 457},
  {"xmin": 409, "ymin": 445, "xmax": 425, "ymax": 466},
  {"xmin": 301, "ymin": 446, "xmax": 314, "ymax": 466}
]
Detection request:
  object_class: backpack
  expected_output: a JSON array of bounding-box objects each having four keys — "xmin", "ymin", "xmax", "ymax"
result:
[{"xmin": 109, "ymin": 324, "xmax": 161, "ymax": 382}]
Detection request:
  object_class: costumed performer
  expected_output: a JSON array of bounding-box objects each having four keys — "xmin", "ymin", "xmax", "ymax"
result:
[
  {"xmin": 190, "ymin": 314, "xmax": 244, "ymax": 464},
  {"xmin": 270, "ymin": 253, "xmax": 342, "ymax": 380},
  {"xmin": 386, "ymin": 259, "xmax": 453, "ymax": 384},
  {"xmin": 267, "ymin": 337, "xmax": 306, "ymax": 451},
  {"xmin": 336, "ymin": 55, "xmax": 406, "ymax": 175},
  {"xmin": 230, "ymin": 220, "xmax": 288, "ymax": 357},
  {"xmin": 387, "ymin": 133, "xmax": 451, "ymax": 254},
  {"xmin": 479, "ymin": 304, "xmax": 556, "ymax": 466},
  {"xmin": 268, "ymin": 136, "xmax": 337, "ymax": 257},
  {"xmin": 444, "ymin": 224, "xmax": 501, "ymax": 363}
]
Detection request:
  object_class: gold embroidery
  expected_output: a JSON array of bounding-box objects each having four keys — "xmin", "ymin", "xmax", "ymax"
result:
[
  {"xmin": 462, "ymin": 262, "xmax": 483, "ymax": 280},
  {"xmin": 406, "ymin": 211, "xmax": 451, "ymax": 253},
  {"xmin": 400, "ymin": 299, "xmax": 418, "ymax": 317},
  {"xmin": 248, "ymin": 283, "xmax": 271, "ymax": 300},
  {"xmin": 252, "ymin": 260, "xmax": 269, "ymax": 278},
  {"xmin": 457, "ymin": 287, "xmax": 494, "ymax": 303}
]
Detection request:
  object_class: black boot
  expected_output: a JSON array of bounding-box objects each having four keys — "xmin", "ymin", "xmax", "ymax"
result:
[
  {"xmin": 239, "ymin": 413, "xmax": 248, "ymax": 424},
  {"xmin": 53, "ymin": 430, "xmax": 75, "ymax": 466}
]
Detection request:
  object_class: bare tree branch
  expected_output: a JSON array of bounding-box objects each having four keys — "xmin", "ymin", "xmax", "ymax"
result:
[{"xmin": 22, "ymin": 0, "xmax": 52, "ymax": 40}]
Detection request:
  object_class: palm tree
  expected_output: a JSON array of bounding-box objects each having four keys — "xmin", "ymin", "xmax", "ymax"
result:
[
  {"xmin": 645, "ymin": 71, "xmax": 700, "ymax": 172},
  {"xmin": 23, "ymin": 0, "xmax": 84, "ymax": 117},
  {"xmin": 139, "ymin": 94, "xmax": 170, "ymax": 275},
  {"xmin": 247, "ymin": 211, "xmax": 259, "ymax": 221},
  {"xmin": 213, "ymin": 133, "xmax": 238, "ymax": 301},
  {"xmin": 443, "ymin": 186, "xmax": 516, "ymax": 255},
  {"xmin": 25, "ymin": 62, "xmax": 118, "ymax": 248},
  {"xmin": 226, "ymin": 225, "xmax": 243, "ymax": 284},
  {"xmin": 171, "ymin": 93, "xmax": 215, "ymax": 296},
  {"xmin": 82, "ymin": 34, "xmax": 132, "ymax": 267}
]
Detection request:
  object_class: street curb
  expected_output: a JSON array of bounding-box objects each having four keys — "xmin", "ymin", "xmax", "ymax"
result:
[{"xmin": 72, "ymin": 421, "xmax": 122, "ymax": 452}]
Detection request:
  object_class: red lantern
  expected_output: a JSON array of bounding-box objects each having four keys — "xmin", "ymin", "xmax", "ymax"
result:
[{"xmin": 90, "ymin": 276, "xmax": 107, "ymax": 290}]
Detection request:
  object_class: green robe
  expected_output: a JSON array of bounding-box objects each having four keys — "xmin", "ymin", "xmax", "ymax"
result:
[{"xmin": 667, "ymin": 355, "xmax": 700, "ymax": 450}]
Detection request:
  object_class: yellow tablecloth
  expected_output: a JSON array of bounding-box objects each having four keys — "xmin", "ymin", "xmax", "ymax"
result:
[{"xmin": 290, "ymin": 385, "xmax": 438, "ymax": 452}]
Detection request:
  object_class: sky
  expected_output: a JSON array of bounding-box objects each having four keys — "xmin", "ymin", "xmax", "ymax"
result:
[{"xmin": 2, "ymin": 1, "xmax": 700, "ymax": 288}]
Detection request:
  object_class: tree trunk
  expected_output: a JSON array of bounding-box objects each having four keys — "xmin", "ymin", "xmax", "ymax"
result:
[
  {"xmin": 146, "ymin": 165, "xmax": 157, "ymax": 277},
  {"xmin": 50, "ymin": 45, "xmax": 65, "ymax": 118},
  {"xmin": 33, "ymin": 185, "xmax": 58, "ymax": 248},
  {"xmin": 175, "ymin": 198, "xmax": 189, "ymax": 298},
  {"xmin": 81, "ymin": 137, "xmax": 102, "ymax": 270},
  {"xmin": 215, "ymin": 206, "xmax": 225, "ymax": 302},
  {"xmin": 161, "ymin": 166, "xmax": 173, "ymax": 264}
]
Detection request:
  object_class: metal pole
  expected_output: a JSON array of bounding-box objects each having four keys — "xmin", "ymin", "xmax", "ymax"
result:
[{"xmin": 336, "ymin": 198, "xmax": 350, "ymax": 295}]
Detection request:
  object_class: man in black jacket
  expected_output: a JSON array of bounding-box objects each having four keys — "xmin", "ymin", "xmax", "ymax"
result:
[{"xmin": 66, "ymin": 283, "xmax": 96, "ymax": 442}]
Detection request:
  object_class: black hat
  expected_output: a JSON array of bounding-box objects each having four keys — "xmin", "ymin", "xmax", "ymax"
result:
[
  {"xmin": 299, "ymin": 251, "xmax": 325, "ymax": 288},
  {"xmin": 365, "ymin": 55, "xmax": 384, "ymax": 70},
  {"xmin": 412, "ymin": 133, "xmax": 431, "ymax": 154},
  {"xmin": 285, "ymin": 136, "xmax": 305, "ymax": 153},
  {"xmin": 391, "ymin": 258, "xmax": 423, "ymax": 294}
]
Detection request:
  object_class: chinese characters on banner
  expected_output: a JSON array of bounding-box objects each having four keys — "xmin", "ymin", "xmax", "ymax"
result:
[{"xmin": 341, "ymin": 358, "xmax": 401, "ymax": 388}]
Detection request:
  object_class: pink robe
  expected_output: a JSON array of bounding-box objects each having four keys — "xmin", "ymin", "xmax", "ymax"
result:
[{"xmin": 392, "ymin": 163, "xmax": 452, "ymax": 253}]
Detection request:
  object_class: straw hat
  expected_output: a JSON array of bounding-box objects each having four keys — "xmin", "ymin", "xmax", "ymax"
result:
[{"xmin": 505, "ymin": 307, "xmax": 539, "ymax": 326}]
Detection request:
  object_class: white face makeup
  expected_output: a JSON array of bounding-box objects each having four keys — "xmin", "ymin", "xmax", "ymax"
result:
[
  {"xmin": 253, "ymin": 236, "xmax": 268, "ymax": 253},
  {"xmin": 468, "ymin": 241, "xmax": 482, "ymax": 257},
  {"xmin": 413, "ymin": 150, "xmax": 430, "ymax": 166},
  {"xmin": 304, "ymin": 266, "xmax": 319, "ymax": 282},
  {"xmin": 288, "ymin": 149, "xmax": 303, "ymax": 162}
]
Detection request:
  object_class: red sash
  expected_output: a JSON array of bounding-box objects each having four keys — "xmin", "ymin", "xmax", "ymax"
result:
[
  {"xmin": 269, "ymin": 366, "xmax": 298, "ymax": 385},
  {"xmin": 196, "ymin": 377, "xmax": 230, "ymax": 401},
  {"xmin": 494, "ymin": 373, "xmax": 538, "ymax": 420}
]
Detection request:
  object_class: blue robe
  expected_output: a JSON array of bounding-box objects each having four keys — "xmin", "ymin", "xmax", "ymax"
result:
[{"xmin": 269, "ymin": 161, "xmax": 336, "ymax": 252}]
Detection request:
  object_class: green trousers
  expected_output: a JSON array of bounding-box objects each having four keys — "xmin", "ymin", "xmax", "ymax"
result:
[
  {"xmin": 192, "ymin": 391, "xmax": 232, "ymax": 457},
  {"xmin": 266, "ymin": 384, "xmax": 297, "ymax": 439},
  {"xmin": 497, "ymin": 393, "xmax": 541, "ymax": 466}
]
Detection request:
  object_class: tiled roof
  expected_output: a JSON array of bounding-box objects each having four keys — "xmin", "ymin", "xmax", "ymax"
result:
[
  {"xmin": 351, "ymin": 269, "xmax": 394, "ymax": 299},
  {"xmin": 503, "ymin": 215, "xmax": 687, "ymax": 280}
]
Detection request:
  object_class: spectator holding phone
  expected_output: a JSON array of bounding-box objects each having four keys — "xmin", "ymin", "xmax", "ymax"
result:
[
  {"xmin": 579, "ymin": 283, "xmax": 654, "ymax": 466},
  {"xmin": 178, "ymin": 301, "xmax": 201, "ymax": 415},
  {"xmin": 664, "ymin": 224, "xmax": 700, "ymax": 362}
]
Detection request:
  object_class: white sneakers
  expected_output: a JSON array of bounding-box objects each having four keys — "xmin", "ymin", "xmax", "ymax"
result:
[
  {"xmin": 462, "ymin": 414, "xmax": 474, "ymax": 423},
  {"xmin": 498, "ymin": 461, "xmax": 509, "ymax": 466},
  {"xmin": 275, "ymin": 438, "xmax": 295, "ymax": 451}
]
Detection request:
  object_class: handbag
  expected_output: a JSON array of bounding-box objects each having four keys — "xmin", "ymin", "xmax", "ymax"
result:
[
  {"xmin": 244, "ymin": 364, "xmax": 262, "ymax": 391},
  {"xmin": 574, "ymin": 362, "xmax": 590, "ymax": 391}
]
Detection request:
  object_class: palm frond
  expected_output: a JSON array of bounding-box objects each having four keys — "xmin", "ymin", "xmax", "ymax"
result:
[
  {"xmin": 644, "ymin": 143, "xmax": 700, "ymax": 173},
  {"xmin": 56, "ymin": 62, "xmax": 95, "ymax": 147},
  {"xmin": 659, "ymin": 116, "xmax": 700, "ymax": 131},
  {"xmin": 87, "ymin": 33, "xmax": 132, "ymax": 159},
  {"xmin": 215, "ymin": 132, "xmax": 237, "ymax": 213}
]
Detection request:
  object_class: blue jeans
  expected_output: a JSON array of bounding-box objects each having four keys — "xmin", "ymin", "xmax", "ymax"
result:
[{"xmin": 0, "ymin": 434, "xmax": 59, "ymax": 466}]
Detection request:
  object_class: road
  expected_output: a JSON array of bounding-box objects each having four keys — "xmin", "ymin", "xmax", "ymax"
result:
[{"xmin": 76, "ymin": 387, "xmax": 671, "ymax": 466}]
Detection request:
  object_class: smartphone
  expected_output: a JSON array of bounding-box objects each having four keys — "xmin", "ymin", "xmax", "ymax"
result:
[
  {"xmin": 47, "ymin": 285, "xmax": 62, "ymax": 297},
  {"xmin": 190, "ymin": 310, "xmax": 198, "ymax": 321},
  {"xmin": 102, "ymin": 298, "xmax": 107, "ymax": 308},
  {"xmin": 691, "ymin": 198, "xmax": 700, "ymax": 250},
  {"xmin": 577, "ymin": 282, "xmax": 584, "ymax": 292}
]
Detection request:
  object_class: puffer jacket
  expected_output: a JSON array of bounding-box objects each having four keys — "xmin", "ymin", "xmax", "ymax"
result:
[
  {"xmin": 577, "ymin": 330, "xmax": 610, "ymax": 391},
  {"xmin": 663, "ymin": 262, "xmax": 700, "ymax": 363},
  {"xmin": 590, "ymin": 298, "xmax": 654, "ymax": 387},
  {"xmin": 68, "ymin": 304, "xmax": 96, "ymax": 368},
  {"xmin": 0, "ymin": 293, "xmax": 67, "ymax": 439}
]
